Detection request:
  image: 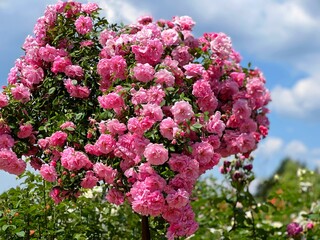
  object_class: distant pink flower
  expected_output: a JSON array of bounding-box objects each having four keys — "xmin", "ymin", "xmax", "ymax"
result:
[
  {"xmin": 132, "ymin": 39, "xmax": 164, "ymax": 65},
  {"xmin": 39, "ymin": 44, "xmax": 58, "ymax": 62},
  {"xmin": 192, "ymin": 142, "xmax": 215, "ymax": 164},
  {"xmin": 137, "ymin": 15, "xmax": 153, "ymax": 25},
  {"xmin": 171, "ymin": 101, "xmax": 194, "ymax": 123},
  {"xmin": 17, "ymin": 123, "xmax": 33, "ymax": 139},
  {"xmin": 161, "ymin": 29, "xmax": 179, "ymax": 46},
  {"xmin": 98, "ymin": 92, "xmax": 125, "ymax": 110},
  {"xmin": 106, "ymin": 188, "xmax": 125, "ymax": 205},
  {"xmin": 61, "ymin": 147, "xmax": 92, "ymax": 171},
  {"xmin": 65, "ymin": 65, "xmax": 84, "ymax": 78},
  {"xmin": 160, "ymin": 117, "xmax": 178, "ymax": 140},
  {"xmin": 60, "ymin": 121, "xmax": 76, "ymax": 131},
  {"xmin": 192, "ymin": 79, "xmax": 212, "ymax": 98},
  {"xmin": 154, "ymin": 69, "xmax": 175, "ymax": 87},
  {"xmin": 144, "ymin": 143, "xmax": 168, "ymax": 165},
  {"xmin": 40, "ymin": 164, "xmax": 57, "ymax": 182},
  {"xmin": 81, "ymin": 3, "xmax": 99, "ymax": 14},
  {"xmin": 81, "ymin": 171, "xmax": 98, "ymax": 188},
  {"xmin": 206, "ymin": 111, "xmax": 225, "ymax": 137},
  {"xmin": 140, "ymin": 104, "xmax": 163, "ymax": 122},
  {"xmin": 11, "ymin": 84, "xmax": 31, "ymax": 103},
  {"xmin": 0, "ymin": 149, "xmax": 18, "ymax": 170},
  {"xmin": 51, "ymin": 56, "xmax": 72, "ymax": 74},
  {"xmin": 171, "ymin": 45, "xmax": 192, "ymax": 66},
  {"xmin": 97, "ymin": 55, "xmax": 127, "ymax": 81},
  {"xmin": 93, "ymin": 162, "xmax": 117, "ymax": 184},
  {"xmin": 38, "ymin": 138, "xmax": 50, "ymax": 149},
  {"xmin": 94, "ymin": 134, "xmax": 116, "ymax": 155},
  {"xmin": 166, "ymin": 188, "xmax": 189, "ymax": 208},
  {"xmin": 0, "ymin": 134, "xmax": 15, "ymax": 149},
  {"xmin": 173, "ymin": 16, "xmax": 195, "ymax": 30},
  {"xmin": 75, "ymin": 16, "xmax": 93, "ymax": 35},
  {"xmin": 21, "ymin": 65, "xmax": 44, "ymax": 85},
  {"xmin": 6, "ymin": 158, "xmax": 26, "ymax": 175},
  {"xmin": 100, "ymin": 119, "xmax": 127, "ymax": 136},
  {"xmin": 184, "ymin": 64, "xmax": 204, "ymax": 78},
  {"xmin": 133, "ymin": 63, "xmax": 155, "ymax": 83},
  {"xmin": 0, "ymin": 93, "xmax": 8, "ymax": 108},
  {"xmin": 49, "ymin": 131, "xmax": 67, "ymax": 147}
]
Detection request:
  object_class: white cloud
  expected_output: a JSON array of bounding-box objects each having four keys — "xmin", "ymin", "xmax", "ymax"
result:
[
  {"xmin": 254, "ymin": 137, "xmax": 284, "ymax": 159},
  {"xmin": 95, "ymin": 0, "xmax": 149, "ymax": 24},
  {"xmin": 271, "ymin": 77, "xmax": 320, "ymax": 120},
  {"xmin": 284, "ymin": 140, "xmax": 308, "ymax": 156}
]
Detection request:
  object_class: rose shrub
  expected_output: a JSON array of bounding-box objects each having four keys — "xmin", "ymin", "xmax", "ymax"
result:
[{"xmin": 0, "ymin": 1, "xmax": 270, "ymax": 239}]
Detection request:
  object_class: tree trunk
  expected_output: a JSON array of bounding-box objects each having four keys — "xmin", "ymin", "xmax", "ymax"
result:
[{"xmin": 141, "ymin": 215, "xmax": 150, "ymax": 240}]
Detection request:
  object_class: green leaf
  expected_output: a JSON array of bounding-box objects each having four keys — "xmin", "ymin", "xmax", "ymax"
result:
[
  {"xmin": 48, "ymin": 87, "xmax": 56, "ymax": 95},
  {"xmin": 15, "ymin": 231, "xmax": 25, "ymax": 237},
  {"xmin": 2, "ymin": 224, "xmax": 16, "ymax": 231}
]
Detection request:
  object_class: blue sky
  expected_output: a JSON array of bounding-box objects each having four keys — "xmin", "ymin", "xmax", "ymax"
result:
[{"xmin": 1, "ymin": 0, "xmax": 320, "ymax": 192}]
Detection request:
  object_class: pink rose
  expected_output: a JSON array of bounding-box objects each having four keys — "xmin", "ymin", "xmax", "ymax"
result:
[
  {"xmin": 144, "ymin": 143, "xmax": 168, "ymax": 165},
  {"xmin": 75, "ymin": 16, "xmax": 93, "ymax": 35},
  {"xmin": 93, "ymin": 162, "xmax": 117, "ymax": 184},
  {"xmin": 105, "ymin": 188, "xmax": 125, "ymax": 205},
  {"xmin": 98, "ymin": 92, "xmax": 124, "ymax": 109},
  {"xmin": 166, "ymin": 188, "xmax": 189, "ymax": 208},
  {"xmin": 80, "ymin": 171, "xmax": 98, "ymax": 189},
  {"xmin": 160, "ymin": 117, "xmax": 178, "ymax": 140},
  {"xmin": 94, "ymin": 134, "xmax": 116, "ymax": 155},
  {"xmin": 61, "ymin": 147, "xmax": 92, "ymax": 171},
  {"xmin": 154, "ymin": 69, "xmax": 175, "ymax": 87},
  {"xmin": 65, "ymin": 65, "xmax": 84, "ymax": 78},
  {"xmin": 40, "ymin": 164, "xmax": 57, "ymax": 182},
  {"xmin": 133, "ymin": 63, "xmax": 155, "ymax": 83},
  {"xmin": 171, "ymin": 101, "xmax": 194, "ymax": 123},
  {"xmin": 11, "ymin": 84, "xmax": 31, "ymax": 103},
  {"xmin": 17, "ymin": 123, "xmax": 33, "ymax": 139},
  {"xmin": 49, "ymin": 131, "xmax": 67, "ymax": 147},
  {"xmin": 0, "ymin": 134, "xmax": 15, "ymax": 149},
  {"xmin": 60, "ymin": 121, "xmax": 76, "ymax": 131},
  {"xmin": 0, "ymin": 93, "xmax": 8, "ymax": 108}
]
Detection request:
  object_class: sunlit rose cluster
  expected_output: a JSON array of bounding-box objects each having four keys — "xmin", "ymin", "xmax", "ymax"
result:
[{"xmin": 0, "ymin": 1, "xmax": 270, "ymax": 239}]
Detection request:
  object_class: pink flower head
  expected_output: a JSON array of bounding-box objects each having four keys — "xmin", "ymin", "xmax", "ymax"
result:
[
  {"xmin": 0, "ymin": 134, "xmax": 15, "ymax": 149},
  {"xmin": 51, "ymin": 56, "xmax": 72, "ymax": 74},
  {"xmin": 64, "ymin": 79, "xmax": 90, "ymax": 98},
  {"xmin": 94, "ymin": 134, "xmax": 116, "ymax": 155},
  {"xmin": 106, "ymin": 188, "xmax": 125, "ymax": 205},
  {"xmin": 11, "ymin": 84, "xmax": 31, "ymax": 103},
  {"xmin": 0, "ymin": 149, "xmax": 18, "ymax": 171},
  {"xmin": 93, "ymin": 162, "xmax": 117, "ymax": 184},
  {"xmin": 133, "ymin": 63, "xmax": 155, "ymax": 83},
  {"xmin": 98, "ymin": 92, "xmax": 124, "ymax": 111},
  {"xmin": 21, "ymin": 65, "xmax": 44, "ymax": 86},
  {"xmin": 161, "ymin": 29, "xmax": 179, "ymax": 46},
  {"xmin": 154, "ymin": 69, "xmax": 175, "ymax": 87},
  {"xmin": 49, "ymin": 131, "xmax": 68, "ymax": 147},
  {"xmin": 65, "ymin": 65, "xmax": 84, "ymax": 78},
  {"xmin": 141, "ymin": 104, "xmax": 164, "ymax": 122},
  {"xmin": 61, "ymin": 147, "xmax": 92, "ymax": 171},
  {"xmin": 100, "ymin": 119, "xmax": 127, "ymax": 136},
  {"xmin": 132, "ymin": 39, "xmax": 164, "ymax": 65},
  {"xmin": 171, "ymin": 101, "xmax": 194, "ymax": 123},
  {"xmin": 160, "ymin": 117, "xmax": 178, "ymax": 140},
  {"xmin": 173, "ymin": 16, "xmax": 195, "ymax": 30},
  {"xmin": 184, "ymin": 64, "xmax": 204, "ymax": 78},
  {"xmin": 40, "ymin": 164, "xmax": 57, "ymax": 182},
  {"xmin": 97, "ymin": 55, "xmax": 127, "ymax": 81},
  {"xmin": 166, "ymin": 188, "xmax": 189, "ymax": 209},
  {"xmin": 6, "ymin": 158, "xmax": 26, "ymax": 175},
  {"xmin": 192, "ymin": 79, "xmax": 212, "ymax": 98},
  {"xmin": 0, "ymin": 93, "xmax": 9, "ymax": 108},
  {"xmin": 80, "ymin": 171, "xmax": 98, "ymax": 189},
  {"xmin": 144, "ymin": 143, "xmax": 168, "ymax": 165},
  {"xmin": 81, "ymin": 3, "xmax": 99, "ymax": 14},
  {"xmin": 171, "ymin": 46, "xmax": 192, "ymax": 66},
  {"xmin": 60, "ymin": 121, "xmax": 76, "ymax": 131},
  {"xmin": 75, "ymin": 16, "xmax": 93, "ymax": 35},
  {"xmin": 17, "ymin": 123, "xmax": 33, "ymax": 139},
  {"xmin": 137, "ymin": 15, "xmax": 153, "ymax": 25},
  {"xmin": 39, "ymin": 44, "xmax": 58, "ymax": 62},
  {"xmin": 206, "ymin": 111, "xmax": 225, "ymax": 137}
]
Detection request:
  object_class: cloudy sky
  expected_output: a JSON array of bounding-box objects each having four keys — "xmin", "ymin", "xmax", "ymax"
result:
[{"xmin": 1, "ymin": 0, "xmax": 320, "ymax": 192}]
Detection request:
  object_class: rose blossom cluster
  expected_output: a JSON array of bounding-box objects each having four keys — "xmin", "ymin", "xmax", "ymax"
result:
[{"xmin": 0, "ymin": 1, "xmax": 270, "ymax": 239}]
